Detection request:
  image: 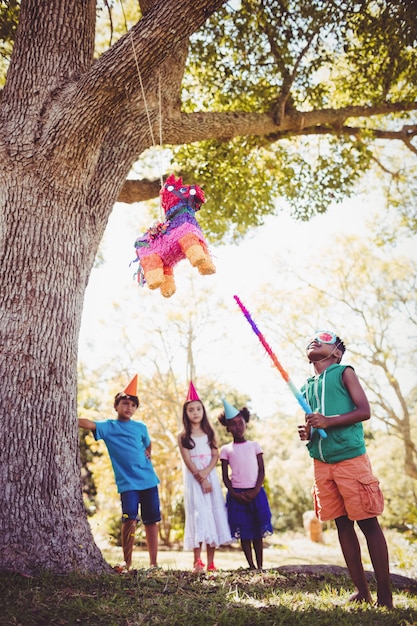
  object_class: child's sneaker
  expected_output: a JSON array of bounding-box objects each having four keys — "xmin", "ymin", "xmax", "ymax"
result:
[
  {"xmin": 207, "ymin": 562, "xmax": 217, "ymax": 572},
  {"xmin": 193, "ymin": 558, "xmax": 205, "ymax": 572}
]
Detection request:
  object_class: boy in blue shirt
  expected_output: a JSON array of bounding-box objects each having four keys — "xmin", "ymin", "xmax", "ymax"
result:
[
  {"xmin": 298, "ymin": 331, "xmax": 393, "ymax": 608},
  {"xmin": 79, "ymin": 375, "xmax": 160, "ymax": 571}
]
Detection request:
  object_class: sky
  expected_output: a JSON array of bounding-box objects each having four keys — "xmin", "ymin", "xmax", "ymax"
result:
[{"xmin": 78, "ymin": 186, "xmax": 416, "ymax": 420}]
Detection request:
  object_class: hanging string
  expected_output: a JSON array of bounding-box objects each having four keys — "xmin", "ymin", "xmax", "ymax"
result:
[
  {"xmin": 158, "ymin": 70, "xmax": 163, "ymax": 174},
  {"xmin": 118, "ymin": 1, "xmax": 165, "ymax": 215}
]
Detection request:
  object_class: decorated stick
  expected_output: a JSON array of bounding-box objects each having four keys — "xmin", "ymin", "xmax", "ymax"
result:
[{"xmin": 233, "ymin": 295, "xmax": 327, "ymax": 438}]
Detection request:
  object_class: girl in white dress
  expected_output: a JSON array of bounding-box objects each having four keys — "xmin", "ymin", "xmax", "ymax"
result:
[{"xmin": 178, "ymin": 382, "xmax": 233, "ymax": 572}]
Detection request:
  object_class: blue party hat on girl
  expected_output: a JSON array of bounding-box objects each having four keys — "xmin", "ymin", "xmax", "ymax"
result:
[{"xmin": 222, "ymin": 399, "xmax": 239, "ymax": 420}]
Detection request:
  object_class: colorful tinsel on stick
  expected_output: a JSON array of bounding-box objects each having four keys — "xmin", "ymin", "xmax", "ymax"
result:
[{"xmin": 233, "ymin": 294, "xmax": 327, "ymax": 438}]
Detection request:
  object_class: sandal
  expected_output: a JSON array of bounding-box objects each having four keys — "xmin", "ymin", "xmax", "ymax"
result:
[
  {"xmin": 207, "ymin": 562, "xmax": 217, "ymax": 572},
  {"xmin": 193, "ymin": 558, "xmax": 205, "ymax": 572}
]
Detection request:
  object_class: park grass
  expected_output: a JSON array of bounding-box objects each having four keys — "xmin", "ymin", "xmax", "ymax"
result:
[
  {"xmin": 1, "ymin": 530, "xmax": 416, "ymax": 625},
  {"xmin": 1, "ymin": 565, "xmax": 417, "ymax": 626}
]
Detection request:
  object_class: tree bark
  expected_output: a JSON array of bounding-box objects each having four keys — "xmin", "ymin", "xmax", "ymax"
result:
[{"xmin": 0, "ymin": 0, "xmax": 226, "ymax": 575}]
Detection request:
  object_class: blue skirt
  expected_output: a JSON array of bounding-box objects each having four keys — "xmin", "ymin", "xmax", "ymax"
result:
[{"xmin": 226, "ymin": 487, "xmax": 273, "ymax": 540}]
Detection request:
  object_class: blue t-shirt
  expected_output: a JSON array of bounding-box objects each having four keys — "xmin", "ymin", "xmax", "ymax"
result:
[{"xmin": 94, "ymin": 419, "xmax": 160, "ymax": 493}]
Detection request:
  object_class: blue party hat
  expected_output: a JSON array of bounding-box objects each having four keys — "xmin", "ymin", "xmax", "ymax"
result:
[{"xmin": 222, "ymin": 399, "xmax": 239, "ymax": 420}]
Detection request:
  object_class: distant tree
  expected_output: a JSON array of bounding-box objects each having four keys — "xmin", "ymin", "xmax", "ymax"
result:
[
  {"xmin": 368, "ymin": 430, "xmax": 417, "ymax": 532},
  {"xmin": 259, "ymin": 233, "xmax": 417, "ymax": 481}
]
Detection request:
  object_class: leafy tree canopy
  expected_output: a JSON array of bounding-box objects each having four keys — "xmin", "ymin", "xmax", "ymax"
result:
[
  {"xmin": 177, "ymin": 0, "xmax": 417, "ymax": 239},
  {"xmin": 3, "ymin": 0, "xmax": 415, "ymax": 241}
]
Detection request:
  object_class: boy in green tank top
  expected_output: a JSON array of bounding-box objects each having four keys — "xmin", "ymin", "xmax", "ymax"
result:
[{"xmin": 298, "ymin": 331, "xmax": 393, "ymax": 609}]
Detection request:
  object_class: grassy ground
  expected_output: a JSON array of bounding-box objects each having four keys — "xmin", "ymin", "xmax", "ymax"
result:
[
  {"xmin": 99, "ymin": 528, "xmax": 417, "ymax": 579},
  {"xmin": 1, "ymin": 530, "xmax": 416, "ymax": 626}
]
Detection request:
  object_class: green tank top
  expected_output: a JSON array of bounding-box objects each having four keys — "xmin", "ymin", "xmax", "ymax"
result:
[{"xmin": 303, "ymin": 364, "xmax": 366, "ymax": 463}]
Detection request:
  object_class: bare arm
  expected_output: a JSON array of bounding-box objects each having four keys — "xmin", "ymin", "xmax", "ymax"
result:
[
  {"xmin": 78, "ymin": 418, "xmax": 96, "ymax": 432},
  {"xmin": 221, "ymin": 458, "xmax": 233, "ymax": 491},
  {"xmin": 221, "ymin": 458, "xmax": 248, "ymax": 503}
]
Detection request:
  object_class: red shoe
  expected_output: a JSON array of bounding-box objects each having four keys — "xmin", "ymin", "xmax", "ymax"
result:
[
  {"xmin": 193, "ymin": 558, "xmax": 205, "ymax": 572},
  {"xmin": 207, "ymin": 562, "xmax": 217, "ymax": 572}
]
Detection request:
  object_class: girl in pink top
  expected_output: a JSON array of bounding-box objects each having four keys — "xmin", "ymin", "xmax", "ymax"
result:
[{"xmin": 219, "ymin": 401, "xmax": 272, "ymax": 569}]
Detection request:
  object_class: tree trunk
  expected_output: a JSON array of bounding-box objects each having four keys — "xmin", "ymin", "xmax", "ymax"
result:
[
  {"xmin": 0, "ymin": 165, "xmax": 111, "ymax": 573},
  {"xmin": 0, "ymin": 0, "xmax": 227, "ymax": 574}
]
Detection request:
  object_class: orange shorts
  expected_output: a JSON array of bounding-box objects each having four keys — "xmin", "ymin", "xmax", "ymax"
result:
[{"xmin": 312, "ymin": 454, "xmax": 384, "ymax": 522}]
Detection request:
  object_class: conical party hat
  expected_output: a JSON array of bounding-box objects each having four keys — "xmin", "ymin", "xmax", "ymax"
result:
[
  {"xmin": 222, "ymin": 399, "xmax": 239, "ymax": 420},
  {"xmin": 124, "ymin": 374, "xmax": 138, "ymax": 397},
  {"xmin": 186, "ymin": 381, "xmax": 200, "ymax": 402}
]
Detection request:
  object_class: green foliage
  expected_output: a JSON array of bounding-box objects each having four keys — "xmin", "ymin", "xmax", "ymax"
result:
[
  {"xmin": 0, "ymin": 0, "xmax": 19, "ymax": 49},
  {"xmin": 77, "ymin": 367, "xmax": 110, "ymax": 515},
  {"xmin": 341, "ymin": 0, "xmax": 417, "ymax": 103},
  {"xmin": 173, "ymin": 138, "xmax": 277, "ymax": 243},
  {"xmin": 0, "ymin": 0, "xmax": 19, "ymax": 85},
  {"xmin": 186, "ymin": 0, "xmax": 417, "ymax": 111},
  {"xmin": 174, "ymin": 135, "xmax": 374, "ymax": 240},
  {"xmin": 94, "ymin": 0, "xmax": 141, "ymax": 56},
  {"xmin": 175, "ymin": 0, "xmax": 417, "ymax": 236},
  {"xmin": 368, "ymin": 432, "xmax": 417, "ymax": 535},
  {"xmin": 274, "ymin": 137, "xmax": 373, "ymax": 220},
  {"xmin": 78, "ymin": 430, "xmax": 100, "ymax": 515}
]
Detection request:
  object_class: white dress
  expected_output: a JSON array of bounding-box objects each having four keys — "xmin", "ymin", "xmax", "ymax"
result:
[{"xmin": 183, "ymin": 435, "xmax": 233, "ymax": 550}]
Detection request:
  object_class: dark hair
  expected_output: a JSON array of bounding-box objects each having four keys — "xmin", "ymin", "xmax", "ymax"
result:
[
  {"xmin": 114, "ymin": 392, "xmax": 139, "ymax": 408},
  {"xmin": 335, "ymin": 336, "xmax": 346, "ymax": 362},
  {"xmin": 180, "ymin": 400, "xmax": 217, "ymax": 450},
  {"xmin": 218, "ymin": 407, "xmax": 250, "ymax": 427}
]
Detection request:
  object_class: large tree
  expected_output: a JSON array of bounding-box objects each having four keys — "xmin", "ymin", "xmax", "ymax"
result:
[
  {"xmin": 0, "ymin": 0, "xmax": 227, "ymax": 576},
  {"xmin": 0, "ymin": 0, "xmax": 416, "ymax": 574}
]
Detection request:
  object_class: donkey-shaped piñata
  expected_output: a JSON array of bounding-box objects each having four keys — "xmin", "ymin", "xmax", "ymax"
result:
[{"xmin": 134, "ymin": 174, "xmax": 216, "ymax": 297}]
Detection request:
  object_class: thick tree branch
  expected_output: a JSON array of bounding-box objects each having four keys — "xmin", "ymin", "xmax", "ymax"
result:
[
  {"xmin": 117, "ymin": 177, "xmax": 162, "ymax": 203},
  {"xmin": 117, "ymin": 103, "xmax": 417, "ymax": 203},
  {"xmin": 162, "ymin": 103, "xmax": 417, "ymax": 144}
]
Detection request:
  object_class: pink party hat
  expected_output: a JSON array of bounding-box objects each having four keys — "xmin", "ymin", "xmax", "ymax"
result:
[{"xmin": 186, "ymin": 381, "xmax": 200, "ymax": 402}]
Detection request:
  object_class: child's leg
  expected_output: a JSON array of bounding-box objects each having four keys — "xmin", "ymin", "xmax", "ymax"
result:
[
  {"xmin": 121, "ymin": 519, "xmax": 137, "ymax": 569},
  {"xmin": 335, "ymin": 515, "xmax": 372, "ymax": 603},
  {"xmin": 357, "ymin": 517, "xmax": 393, "ymax": 608},
  {"xmin": 207, "ymin": 545, "xmax": 215, "ymax": 568},
  {"xmin": 193, "ymin": 544, "xmax": 202, "ymax": 562},
  {"xmin": 253, "ymin": 539, "xmax": 263, "ymax": 569},
  {"xmin": 140, "ymin": 487, "xmax": 161, "ymax": 568},
  {"xmin": 192, "ymin": 543, "xmax": 206, "ymax": 571},
  {"xmin": 241, "ymin": 539, "xmax": 256, "ymax": 569},
  {"xmin": 193, "ymin": 543, "xmax": 204, "ymax": 569},
  {"xmin": 144, "ymin": 522, "xmax": 159, "ymax": 567}
]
